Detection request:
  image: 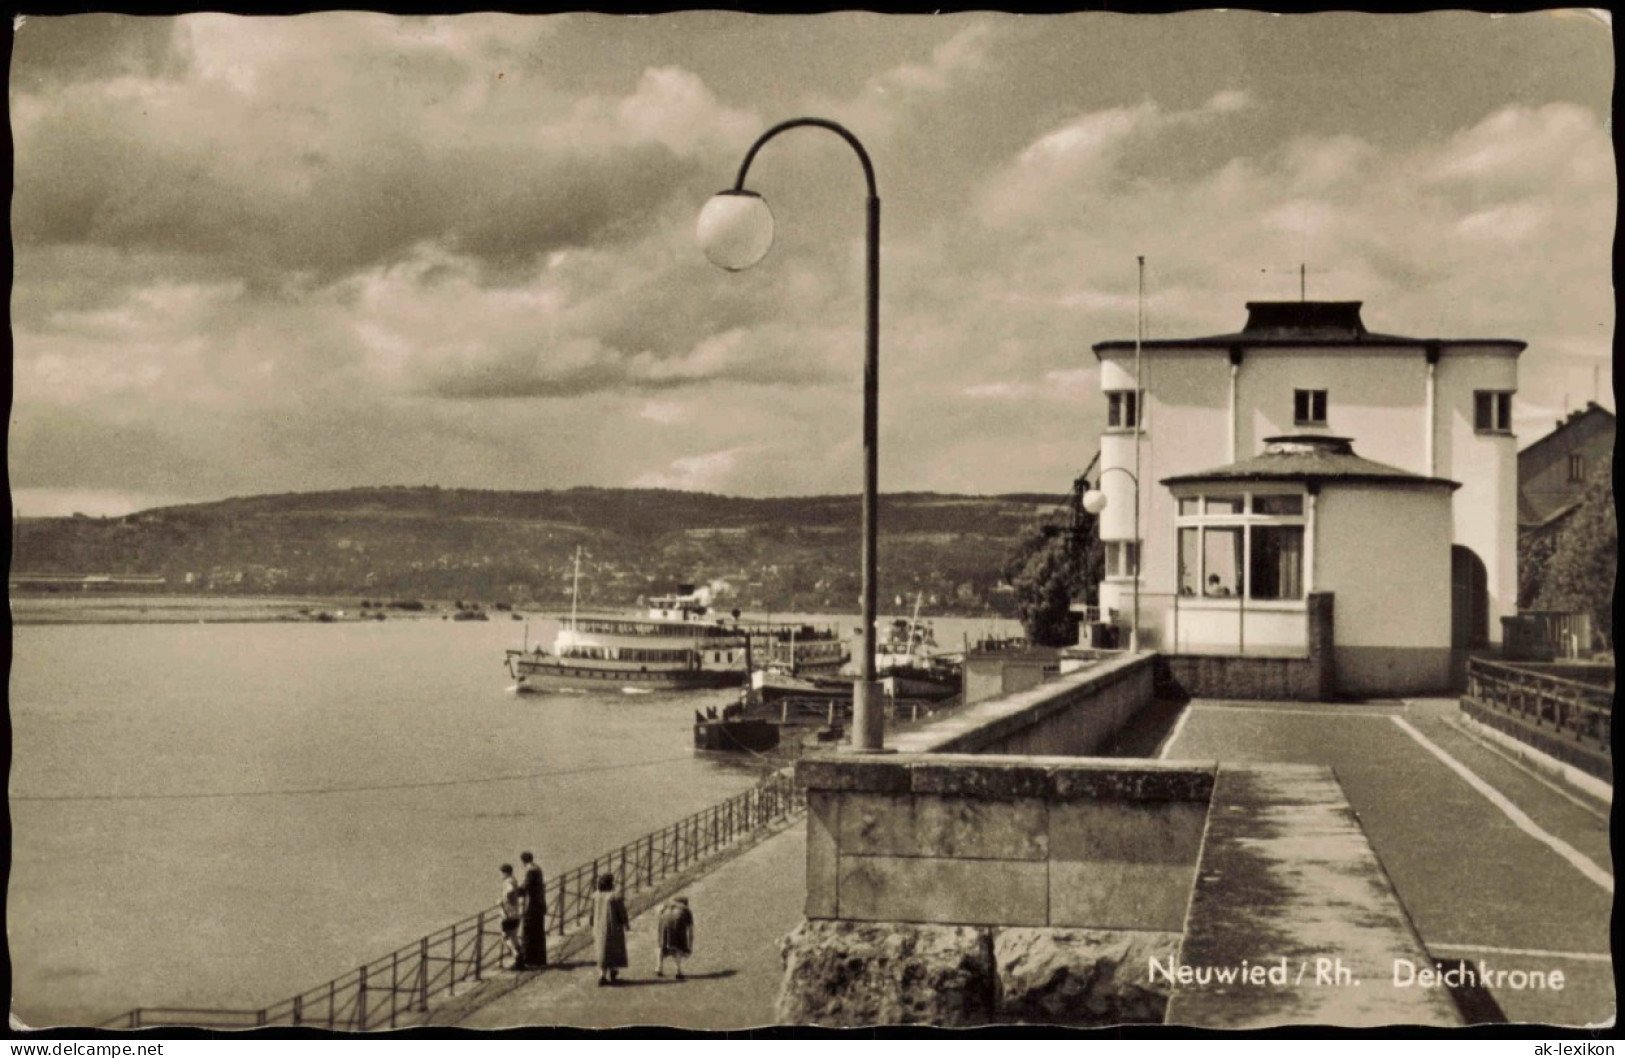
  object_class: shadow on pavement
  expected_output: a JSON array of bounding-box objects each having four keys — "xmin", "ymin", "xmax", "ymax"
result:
[{"xmin": 609, "ymin": 969, "xmax": 740, "ymax": 988}]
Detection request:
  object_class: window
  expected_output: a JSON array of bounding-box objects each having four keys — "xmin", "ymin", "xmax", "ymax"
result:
[
  {"xmin": 1474, "ymin": 391, "xmax": 1513, "ymax": 433},
  {"xmin": 1175, "ymin": 491, "xmax": 1306, "ymax": 602},
  {"xmin": 1178, "ymin": 528, "xmax": 1200, "ymax": 595},
  {"xmin": 1253, "ymin": 495, "xmax": 1303, "ymax": 516},
  {"xmin": 1293, "ymin": 389, "xmax": 1328, "ymax": 425},
  {"xmin": 1107, "ymin": 389, "xmax": 1143, "ymax": 430},
  {"xmin": 1203, "ymin": 528, "xmax": 1243, "ymax": 596},
  {"xmin": 1568, "ymin": 453, "xmax": 1587, "ymax": 483},
  {"xmin": 1250, "ymin": 526, "xmax": 1305, "ymax": 600},
  {"xmin": 1105, "ymin": 541, "xmax": 1140, "ymax": 578}
]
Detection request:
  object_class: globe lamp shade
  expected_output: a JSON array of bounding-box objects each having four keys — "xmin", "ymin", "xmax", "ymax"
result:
[
  {"xmin": 1082, "ymin": 489, "xmax": 1108, "ymax": 515},
  {"xmin": 698, "ymin": 191, "xmax": 774, "ymax": 272}
]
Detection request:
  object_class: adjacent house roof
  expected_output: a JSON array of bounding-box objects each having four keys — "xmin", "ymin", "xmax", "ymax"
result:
[
  {"xmin": 1094, "ymin": 301, "xmax": 1526, "ymax": 357},
  {"xmin": 1517, "ymin": 402, "xmax": 1616, "ymax": 462},
  {"xmin": 1160, "ymin": 436, "xmax": 1462, "ymax": 491}
]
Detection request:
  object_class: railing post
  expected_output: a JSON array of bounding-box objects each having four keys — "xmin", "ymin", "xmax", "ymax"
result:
[
  {"xmin": 473, "ymin": 911, "xmax": 485, "ymax": 982},
  {"xmin": 328, "ymin": 979, "xmax": 336, "ymax": 1029},
  {"xmin": 419, "ymin": 936, "xmax": 430, "ymax": 1012},
  {"xmin": 357, "ymin": 965, "xmax": 369, "ymax": 1032},
  {"xmin": 619, "ymin": 845, "xmax": 627, "ymax": 892},
  {"xmin": 390, "ymin": 950, "xmax": 399, "ymax": 1028},
  {"xmin": 293, "ymin": 994, "xmax": 302, "ymax": 1027}
]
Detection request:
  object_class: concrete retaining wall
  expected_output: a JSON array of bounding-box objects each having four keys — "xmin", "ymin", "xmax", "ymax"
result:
[
  {"xmin": 1459, "ymin": 696, "xmax": 1613, "ymax": 783},
  {"xmin": 890, "ymin": 652, "xmax": 1158, "ymax": 756}
]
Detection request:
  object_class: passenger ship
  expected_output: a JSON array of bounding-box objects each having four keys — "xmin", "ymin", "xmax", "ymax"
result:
[{"xmin": 505, "ymin": 564, "xmax": 846, "ymax": 693}]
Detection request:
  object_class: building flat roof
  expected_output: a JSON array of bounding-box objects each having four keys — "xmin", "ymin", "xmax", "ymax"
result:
[{"xmin": 1094, "ymin": 300, "xmax": 1526, "ymax": 357}]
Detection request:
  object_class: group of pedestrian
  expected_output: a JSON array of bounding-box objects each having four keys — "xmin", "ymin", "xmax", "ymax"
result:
[
  {"xmin": 581, "ymin": 873, "xmax": 696, "ymax": 987},
  {"xmin": 497, "ymin": 851, "xmax": 548, "ymax": 971},
  {"xmin": 498, "ymin": 859, "xmax": 696, "ymax": 985}
]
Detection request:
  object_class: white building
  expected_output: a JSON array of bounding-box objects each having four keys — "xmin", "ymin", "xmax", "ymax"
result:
[{"xmin": 1089, "ymin": 301, "xmax": 1522, "ymax": 695}]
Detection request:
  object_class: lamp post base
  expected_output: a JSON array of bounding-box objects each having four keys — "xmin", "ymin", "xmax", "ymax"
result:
[{"xmin": 847, "ymin": 680, "xmax": 892, "ymax": 753}]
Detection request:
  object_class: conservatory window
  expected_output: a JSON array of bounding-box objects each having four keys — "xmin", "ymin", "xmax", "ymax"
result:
[
  {"xmin": 1249, "ymin": 526, "xmax": 1305, "ymax": 600},
  {"xmin": 1175, "ymin": 491, "xmax": 1307, "ymax": 602},
  {"xmin": 1203, "ymin": 528, "xmax": 1243, "ymax": 596}
]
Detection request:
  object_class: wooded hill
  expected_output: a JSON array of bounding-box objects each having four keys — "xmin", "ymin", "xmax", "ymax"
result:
[{"xmin": 12, "ymin": 486, "xmax": 1069, "ymax": 616}]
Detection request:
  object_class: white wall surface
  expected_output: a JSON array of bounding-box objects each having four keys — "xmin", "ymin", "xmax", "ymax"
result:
[{"xmin": 1315, "ymin": 485, "xmax": 1453, "ymax": 650}]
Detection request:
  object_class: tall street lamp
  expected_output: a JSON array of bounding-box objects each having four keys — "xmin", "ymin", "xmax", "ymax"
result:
[
  {"xmin": 1082, "ymin": 468, "xmax": 1140, "ymax": 652},
  {"xmin": 697, "ymin": 117, "xmax": 886, "ymax": 751}
]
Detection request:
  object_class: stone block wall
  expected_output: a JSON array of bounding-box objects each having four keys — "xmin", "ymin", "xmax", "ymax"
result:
[
  {"xmin": 782, "ymin": 755, "xmax": 1212, "ymax": 1026},
  {"xmin": 799, "ymin": 755, "xmax": 1213, "ymax": 930},
  {"xmin": 1154, "ymin": 592, "xmax": 1335, "ymax": 701}
]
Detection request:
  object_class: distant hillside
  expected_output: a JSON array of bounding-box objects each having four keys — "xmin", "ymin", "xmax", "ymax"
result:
[{"xmin": 11, "ymin": 487, "xmax": 1069, "ymax": 616}]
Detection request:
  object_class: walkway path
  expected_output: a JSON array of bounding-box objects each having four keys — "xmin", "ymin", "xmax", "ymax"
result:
[
  {"xmin": 455, "ymin": 695, "xmax": 1612, "ymax": 1029},
  {"xmin": 1161, "ymin": 697, "xmax": 1613, "ymax": 1027},
  {"xmin": 459, "ymin": 824, "xmax": 806, "ymax": 1029}
]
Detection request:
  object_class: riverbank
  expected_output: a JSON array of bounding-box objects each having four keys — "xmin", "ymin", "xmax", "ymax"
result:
[{"xmin": 8, "ymin": 594, "xmax": 484, "ymax": 625}]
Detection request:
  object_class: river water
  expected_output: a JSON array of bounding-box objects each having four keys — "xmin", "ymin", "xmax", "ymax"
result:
[{"xmin": 8, "ymin": 606, "xmax": 1019, "ymax": 1027}]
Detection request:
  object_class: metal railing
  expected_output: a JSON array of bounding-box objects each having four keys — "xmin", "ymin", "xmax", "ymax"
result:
[
  {"xmin": 1465, "ymin": 657, "xmax": 1613, "ymax": 752},
  {"xmin": 103, "ymin": 768, "xmax": 804, "ymax": 1031}
]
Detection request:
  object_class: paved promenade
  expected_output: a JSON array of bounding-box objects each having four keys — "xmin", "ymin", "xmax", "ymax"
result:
[
  {"xmin": 455, "ymin": 695, "xmax": 1611, "ymax": 1029},
  {"xmin": 460, "ymin": 824, "xmax": 806, "ymax": 1030},
  {"xmin": 1160, "ymin": 697, "xmax": 1613, "ymax": 1027}
]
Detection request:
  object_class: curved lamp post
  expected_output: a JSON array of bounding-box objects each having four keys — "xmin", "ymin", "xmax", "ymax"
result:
[
  {"xmin": 1082, "ymin": 467, "xmax": 1140, "ymax": 652},
  {"xmin": 698, "ymin": 118, "xmax": 886, "ymax": 751}
]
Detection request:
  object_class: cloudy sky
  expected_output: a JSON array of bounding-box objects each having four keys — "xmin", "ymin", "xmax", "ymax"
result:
[{"xmin": 9, "ymin": 11, "xmax": 1615, "ymax": 516}]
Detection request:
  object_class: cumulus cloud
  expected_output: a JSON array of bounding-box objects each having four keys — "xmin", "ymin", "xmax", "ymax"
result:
[
  {"xmin": 11, "ymin": 15, "xmax": 762, "ymax": 286},
  {"xmin": 8, "ymin": 14, "xmax": 1613, "ymax": 512},
  {"xmin": 1202, "ymin": 89, "xmax": 1252, "ymax": 113},
  {"xmin": 632, "ymin": 447, "xmax": 756, "ymax": 491}
]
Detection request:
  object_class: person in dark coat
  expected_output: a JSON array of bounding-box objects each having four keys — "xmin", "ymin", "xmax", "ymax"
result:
[
  {"xmin": 519, "ymin": 850, "xmax": 547, "ymax": 968},
  {"xmin": 589, "ymin": 873, "xmax": 629, "ymax": 986},
  {"xmin": 654, "ymin": 896, "xmax": 695, "ymax": 979}
]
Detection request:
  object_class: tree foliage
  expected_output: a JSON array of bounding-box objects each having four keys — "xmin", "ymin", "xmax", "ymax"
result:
[
  {"xmin": 1533, "ymin": 455, "xmax": 1616, "ymax": 646},
  {"xmin": 1516, "ymin": 526, "xmax": 1560, "ymax": 611},
  {"xmin": 1002, "ymin": 486, "xmax": 1104, "ymax": 647}
]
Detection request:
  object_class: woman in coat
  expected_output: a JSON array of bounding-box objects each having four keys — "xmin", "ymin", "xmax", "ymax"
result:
[
  {"xmin": 589, "ymin": 873, "xmax": 629, "ymax": 986},
  {"xmin": 654, "ymin": 896, "xmax": 694, "ymax": 980}
]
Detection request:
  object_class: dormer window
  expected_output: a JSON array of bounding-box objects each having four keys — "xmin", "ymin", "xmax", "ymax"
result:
[
  {"xmin": 1293, "ymin": 389, "xmax": 1327, "ymax": 426},
  {"xmin": 1107, "ymin": 389, "xmax": 1143, "ymax": 430}
]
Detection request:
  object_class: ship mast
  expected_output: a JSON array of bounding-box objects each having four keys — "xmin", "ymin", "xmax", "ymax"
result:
[{"xmin": 569, "ymin": 546, "xmax": 582, "ymax": 631}]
